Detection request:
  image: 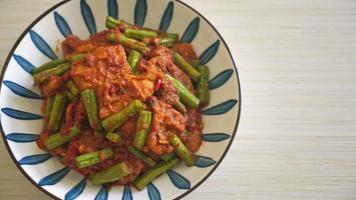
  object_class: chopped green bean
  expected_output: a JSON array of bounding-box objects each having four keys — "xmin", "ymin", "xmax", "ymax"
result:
[
  {"xmin": 47, "ymin": 93, "xmax": 66, "ymax": 132},
  {"xmin": 128, "ymin": 147, "xmax": 156, "ymax": 167},
  {"xmin": 160, "ymin": 152, "xmax": 175, "ymax": 161},
  {"xmin": 159, "ymin": 37, "xmax": 176, "ymax": 45},
  {"xmin": 106, "ymin": 18, "xmax": 131, "ymax": 30},
  {"xmin": 197, "ymin": 65, "xmax": 210, "ymax": 105},
  {"xmin": 65, "ymin": 90, "xmax": 75, "ymax": 102},
  {"xmin": 107, "ymin": 33, "xmax": 150, "ymax": 55},
  {"xmin": 133, "ymin": 111, "xmax": 152, "ymax": 150},
  {"xmin": 173, "ymin": 52, "xmax": 201, "ymax": 81},
  {"xmin": 125, "ymin": 28, "xmax": 158, "ymax": 39},
  {"xmin": 165, "ymin": 75, "xmax": 200, "ymax": 108},
  {"xmin": 181, "ymin": 130, "xmax": 189, "ymax": 137},
  {"xmin": 101, "ymin": 100, "xmax": 146, "ymax": 131},
  {"xmin": 169, "ymin": 134, "xmax": 195, "ymax": 166},
  {"xmin": 134, "ymin": 158, "xmax": 180, "ymax": 190},
  {"xmin": 128, "ymin": 50, "xmax": 142, "ymax": 73},
  {"xmin": 88, "ymin": 162, "xmax": 130, "ymax": 185},
  {"xmin": 33, "ymin": 63, "xmax": 70, "ymax": 85},
  {"xmin": 43, "ymin": 96, "xmax": 55, "ymax": 127},
  {"xmin": 75, "ymin": 148, "xmax": 114, "ymax": 168},
  {"xmin": 66, "ymin": 80, "xmax": 79, "ymax": 97},
  {"xmin": 190, "ymin": 59, "xmax": 201, "ymax": 68},
  {"xmin": 164, "ymin": 33, "xmax": 179, "ymax": 40},
  {"xmin": 81, "ymin": 89, "xmax": 100, "ymax": 130},
  {"xmin": 160, "ymin": 33, "xmax": 178, "ymax": 48},
  {"xmin": 105, "ymin": 16, "xmax": 119, "ymax": 29},
  {"xmin": 173, "ymin": 100, "xmax": 187, "ymax": 114},
  {"xmin": 106, "ymin": 132, "xmax": 122, "ymax": 143},
  {"xmin": 70, "ymin": 53, "xmax": 86, "ymax": 62},
  {"xmin": 45, "ymin": 126, "xmax": 80, "ymax": 150},
  {"xmin": 32, "ymin": 59, "xmax": 66, "ymax": 75}
]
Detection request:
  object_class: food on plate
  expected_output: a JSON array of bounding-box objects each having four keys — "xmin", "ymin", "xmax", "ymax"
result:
[{"xmin": 33, "ymin": 16, "xmax": 210, "ymax": 190}]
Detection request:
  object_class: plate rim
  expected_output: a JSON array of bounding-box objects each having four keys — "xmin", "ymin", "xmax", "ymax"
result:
[{"xmin": 0, "ymin": 0, "xmax": 242, "ymax": 199}]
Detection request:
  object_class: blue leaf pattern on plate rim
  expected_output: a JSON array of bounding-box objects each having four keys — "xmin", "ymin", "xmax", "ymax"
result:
[
  {"xmin": 6, "ymin": 133, "xmax": 39, "ymax": 143},
  {"xmin": 54, "ymin": 11, "xmax": 73, "ymax": 37},
  {"xmin": 3, "ymin": 80, "xmax": 42, "ymax": 99},
  {"xmin": 65, "ymin": 178, "xmax": 87, "ymax": 200},
  {"xmin": 202, "ymin": 99, "xmax": 238, "ymax": 115},
  {"xmin": 147, "ymin": 182, "xmax": 161, "ymax": 200},
  {"xmin": 167, "ymin": 169, "xmax": 191, "ymax": 190},
  {"xmin": 202, "ymin": 133, "xmax": 231, "ymax": 142},
  {"xmin": 19, "ymin": 153, "xmax": 52, "ymax": 165},
  {"xmin": 38, "ymin": 167, "xmax": 71, "ymax": 186},
  {"xmin": 1, "ymin": 108, "xmax": 42, "ymax": 120},
  {"xmin": 13, "ymin": 54, "xmax": 34, "ymax": 74},
  {"xmin": 159, "ymin": 1, "xmax": 174, "ymax": 32},
  {"xmin": 134, "ymin": 0, "xmax": 147, "ymax": 26},
  {"xmin": 95, "ymin": 186, "xmax": 108, "ymax": 200},
  {"xmin": 209, "ymin": 69, "xmax": 234, "ymax": 90},
  {"xmin": 80, "ymin": 0, "xmax": 97, "ymax": 35},
  {"xmin": 29, "ymin": 30, "xmax": 58, "ymax": 60},
  {"xmin": 199, "ymin": 40, "xmax": 220, "ymax": 65},
  {"xmin": 180, "ymin": 17, "xmax": 200, "ymax": 43},
  {"xmin": 194, "ymin": 155, "xmax": 216, "ymax": 168},
  {"xmin": 122, "ymin": 185, "xmax": 133, "ymax": 200},
  {"xmin": 108, "ymin": 0, "xmax": 119, "ymax": 19}
]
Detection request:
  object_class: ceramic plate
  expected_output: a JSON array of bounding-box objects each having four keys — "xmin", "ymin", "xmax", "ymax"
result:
[{"xmin": 0, "ymin": 0, "xmax": 241, "ymax": 199}]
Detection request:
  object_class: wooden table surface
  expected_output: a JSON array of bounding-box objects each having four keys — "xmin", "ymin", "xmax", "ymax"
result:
[{"xmin": 1, "ymin": 0, "xmax": 356, "ymax": 199}]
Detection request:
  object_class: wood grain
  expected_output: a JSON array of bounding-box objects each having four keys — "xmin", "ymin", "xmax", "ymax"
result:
[{"xmin": 1, "ymin": 0, "xmax": 356, "ymax": 199}]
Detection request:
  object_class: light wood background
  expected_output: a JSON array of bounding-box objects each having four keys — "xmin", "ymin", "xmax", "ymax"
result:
[{"xmin": 1, "ymin": 0, "xmax": 356, "ymax": 199}]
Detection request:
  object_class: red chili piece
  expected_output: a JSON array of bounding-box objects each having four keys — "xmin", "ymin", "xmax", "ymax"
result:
[{"xmin": 154, "ymin": 78, "xmax": 162, "ymax": 91}]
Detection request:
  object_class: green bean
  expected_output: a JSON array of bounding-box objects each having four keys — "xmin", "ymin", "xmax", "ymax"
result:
[
  {"xmin": 173, "ymin": 52, "xmax": 201, "ymax": 81},
  {"xmin": 70, "ymin": 53, "xmax": 86, "ymax": 62},
  {"xmin": 43, "ymin": 96, "xmax": 55, "ymax": 127},
  {"xmin": 107, "ymin": 32, "xmax": 117, "ymax": 41},
  {"xmin": 105, "ymin": 16, "xmax": 119, "ymax": 29},
  {"xmin": 125, "ymin": 28, "xmax": 158, "ymax": 39},
  {"xmin": 165, "ymin": 75, "xmax": 200, "ymax": 108},
  {"xmin": 33, "ymin": 63, "xmax": 70, "ymax": 85},
  {"xmin": 75, "ymin": 148, "xmax": 114, "ymax": 168},
  {"xmin": 134, "ymin": 158, "xmax": 180, "ymax": 190},
  {"xmin": 160, "ymin": 152, "xmax": 175, "ymax": 161},
  {"xmin": 162, "ymin": 42, "xmax": 175, "ymax": 48},
  {"xmin": 181, "ymin": 130, "xmax": 189, "ymax": 137},
  {"xmin": 107, "ymin": 32, "xmax": 150, "ymax": 55},
  {"xmin": 65, "ymin": 90, "xmax": 75, "ymax": 102},
  {"xmin": 32, "ymin": 59, "xmax": 66, "ymax": 75},
  {"xmin": 160, "ymin": 37, "xmax": 176, "ymax": 45},
  {"xmin": 173, "ymin": 100, "xmax": 187, "ymax": 114},
  {"xmin": 66, "ymin": 80, "xmax": 79, "ymax": 97},
  {"xmin": 169, "ymin": 134, "xmax": 195, "ymax": 166},
  {"xmin": 190, "ymin": 59, "xmax": 201, "ymax": 68},
  {"xmin": 128, "ymin": 147, "xmax": 156, "ymax": 167},
  {"xmin": 81, "ymin": 89, "xmax": 100, "ymax": 130},
  {"xmin": 164, "ymin": 33, "xmax": 179, "ymax": 40},
  {"xmin": 197, "ymin": 65, "xmax": 210, "ymax": 105},
  {"xmin": 45, "ymin": 126, "xmax": 80, "ymax": 150},
  {"xmin": 101, "ymin": 100, "xmax": 145, "ymax": 131},
  {"xmin": 105, "ymin": 17, "xmax": 131, "ymax": 30},
  {"xmin": 106, "ymin": 21, "xmax": 117, "ymax": 29},
  {"xmin": 47, "ymin": 93, "xmax": 66, "ymax": 132},
  {"xmin": 128, "ymin": 50, "xmax": 142, "ymax": 73},
  {"xmin": 133, "ymin": 111, "xmax": 152, "ymax": 150},
  {"xmin": 106, "ymin": 132, "xmax": 122, "ymax": 143},
  {"xmin": 160, "ymin": 33, "xmax": 178, "ymax": 48},
  {"xmin": 159, "ymin": 38, "xmax": 175, "ymax": 48},
  {"xmin": 88, "ymin": 162, "xmax": 130, "ymax": 185}
]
